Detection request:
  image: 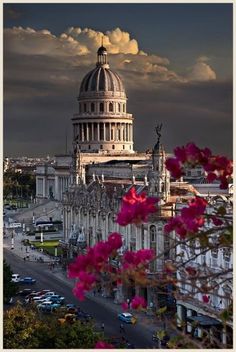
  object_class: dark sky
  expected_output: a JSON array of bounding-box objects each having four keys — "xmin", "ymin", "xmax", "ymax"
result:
[{"xmin": 4, "ymin": 3, "xmax": 233, "ymax": 157}]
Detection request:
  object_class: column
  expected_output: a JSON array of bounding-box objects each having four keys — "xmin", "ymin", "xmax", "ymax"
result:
[
  {"xmin": 55, "ymin": 176, "xmax": 59, "ymax": 200},
  {"xmin": 82, "ymin": 124, "xmax": 85, "ymax": 142},
  {"xmin": 86, "ymin": 123, "xmax": 89, "ymax": 141},
  {"xmin": 97, "ymin": 122, "xmax": 100, "ymax": 141},
  {"xmin": 176, "ymin": 305, "xmax": 183, "ymax": 328},
  {"xmin": 104, "ymin": 123, "xmax": 106, "ymax": 141},
  {"xmin": 109, "ymin": 123, "xmax": 112, "ymax": 141},
  {"xmin": 92, "ymin": 123, "xmax": 94, "ymax": 141},
  {"xmin": 130, "ymin": 124, "xmax": 133, "ymax": 143},
  {"xmin": 186, "ymin": 309, "xmax": 193, "ymax": 333},
  {"xmin": 43, "ymin": 176, "xmax": 46, "ymax": 198}
]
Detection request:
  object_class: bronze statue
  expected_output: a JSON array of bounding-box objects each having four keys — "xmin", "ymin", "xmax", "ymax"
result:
[
  {"xmin": 155, "ymin": 123, "xmax": 162, "ymax": 141},
  {"xmin": 154, "ymin": 123, "xmax": 162, "ymax": 149}
]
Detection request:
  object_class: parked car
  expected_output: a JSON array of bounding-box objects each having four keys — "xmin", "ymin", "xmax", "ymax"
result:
[
  {"xmin": 37, "ymin": 301, "xmax": 61, "ymax": 312},
  {"xmin": 19, "ymin": 277, "xmax": 36, "ymax": 285},
  {"xmin": 47, "ymin": 295, "xmax": 65, "ymax": 304},
  {"xmin": 41, "ymin": 291, "xmax": 56, "ymax": 298},
  {"xmin": 24, "ymin": 292, "xmax": 37, "ymax": 302},
  {"xmin": 118, "ymin": 312, "xmax": 137, "ymax": 324},
  {"xmin": 17, "ymin": 288, "xmax": 33, "ymax": 296},
  {"xmin": 11, "ymin": 274, "xmax": 21, "ymax": 283}
]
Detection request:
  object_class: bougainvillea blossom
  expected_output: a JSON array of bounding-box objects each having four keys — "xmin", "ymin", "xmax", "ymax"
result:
[
  {"xmin": 202, "ymin": 294, "xmax": 210, "ymax": 303},
  {"xmin": 121, "ymin": 302, "xmax": 129, "ymax": 311},
  {"xmin": 164, "ymin": 196, "xmax": 208, "ymax": 238},
  {"xmin": 122, "ymin": 249, "xmax": 155, "ymax": 269},
  {"xmin": 68, "ymin": 233, "xmax": 123, "ymax": 300},
  {"xmin": 95, "ymin": 341, "xmax": 114, "ymax": 349},
  {"xmin": 130, "ymin": 296, "xmax": 147, "ymax": 310},
  {"xmin": 116, "ymin": 187, "xmax": 159, "ymax": 226},
  {"xmin": 166, "ymin": 143, "xmax": 232, "ymax": 189}
]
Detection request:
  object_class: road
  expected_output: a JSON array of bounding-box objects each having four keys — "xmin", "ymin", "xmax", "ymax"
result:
[{"xmin": 4, "ymin": 249, "xmax": 157, "ymax": 348}]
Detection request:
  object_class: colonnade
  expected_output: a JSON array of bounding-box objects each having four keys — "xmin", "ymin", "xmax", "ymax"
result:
[{"xmin": 74, "ymin": 122, "xmax": 133, "ymax": 142}]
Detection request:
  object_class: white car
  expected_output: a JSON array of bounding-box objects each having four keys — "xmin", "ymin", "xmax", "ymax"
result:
[
  {"xmin": 42, "ymin": 291, "xmax": 56, "ymax": 298},
  {"xmin": 11, "ymin": 274, "xmax": 21, "ymax": 283}
]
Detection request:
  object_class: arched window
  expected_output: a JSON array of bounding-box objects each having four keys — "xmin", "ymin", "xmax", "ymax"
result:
[
  {"xmin": 118, "ymin": 103, "xmax": 120, "ymax": 112},
  {"xmin": 91, "ymin": 103, "xmax": 95, "ymax": 112},
  {"xmin": 84, "ymin": 103, "xmax": 87, "ymax": 113},
  {"xmin": 109, "ymin": 102, "xmax": 113, "ymax": 112},
  {"xmin": 100, "ymin": 102, "xmax": 104, "ymax": 112},
  {"xmin": 150, "ymin": 225, "xmax": 156, "ymax": 243},
  {"xmin": 123, "ymin": 104, "xmax": 125, "ymax": 112}
]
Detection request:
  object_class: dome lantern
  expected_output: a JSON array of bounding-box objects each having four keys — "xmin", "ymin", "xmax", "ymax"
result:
[{"xmin": 97, "ymin": 45, "xmax": 108, "ymax": 67}]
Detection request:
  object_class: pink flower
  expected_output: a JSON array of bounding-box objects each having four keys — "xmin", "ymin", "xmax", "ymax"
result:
[
  {"xmin": 107, "ymin": 232, "xmax": 123, "ymax": 250},
  {"xmin": 121, "ymin": 302, "xmax": 129, "ymax": 311},
  {"xmin": 166, "ymin": 143, "xmax": 232, "ymax": 190},
  {"xmin": 123, "ymin": 249, "xmax": 155, "ymax": 269},
  {"xmin": 164, "ymin": 196, "xmax": 207, "ymax": 238},
  {"xmin": 72, "ymin": 271, "xmax": 97, "ymax": 301},
  {"xmin": 117, "ymin": 187, "xmax": 158, "ymax": 226},
  {"xmin": 202, "ymin": 295, "xmax": 210, "ymax": 303},
  {"xmin": 95, "ymin": 341, "xmax": 114, "ymax": 349},
  {"xmin": 130, "ymin": 296, "xmax": 147, "ymax": 310},
  {"xmin": 165, "ymin": 158, "xmax": 183, "ymax": 179}
]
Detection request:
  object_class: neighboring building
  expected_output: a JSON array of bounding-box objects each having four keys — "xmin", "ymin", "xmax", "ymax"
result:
[{"xmin": 175, "ymin": 195, "xmax": 233, "ymax": 346}]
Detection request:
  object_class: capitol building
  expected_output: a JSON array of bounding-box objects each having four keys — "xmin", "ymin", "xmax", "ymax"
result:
[{"xmin": 35, "ymin": 46, "xmax": 232, "ymax": 346}]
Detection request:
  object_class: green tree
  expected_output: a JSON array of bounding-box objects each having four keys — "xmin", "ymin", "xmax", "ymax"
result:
[
  {"xmin": 4, "ymin": 304, "xmax": 102, "ymax": 349},
  {"xmin": 3, "ymin": 260, "xmax": 18, "ymax": 303}
]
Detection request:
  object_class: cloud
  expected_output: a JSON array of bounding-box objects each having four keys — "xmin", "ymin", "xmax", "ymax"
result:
[{"xmin": 188, "ymin": 56, "xmax": 216, "ymax": 82}]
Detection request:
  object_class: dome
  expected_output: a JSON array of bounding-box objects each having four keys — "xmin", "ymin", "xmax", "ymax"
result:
[{"xmin": 79, "ymin": 66, "xmax": 125, "ymax": 93}]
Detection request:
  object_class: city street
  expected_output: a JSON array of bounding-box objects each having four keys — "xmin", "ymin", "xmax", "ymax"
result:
[{"xmin": 4, "ymin": 249, "xmax": 158, "ymax": 348}]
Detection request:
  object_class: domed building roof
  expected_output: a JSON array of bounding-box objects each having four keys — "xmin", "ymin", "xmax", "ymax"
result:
[
  {"xmin": 80, "ymin": 67, "xmax": 125, "ymax": 93},
  {"xmin": 79, "ymin": 46, "xmax": 125, "ymax": 95}
]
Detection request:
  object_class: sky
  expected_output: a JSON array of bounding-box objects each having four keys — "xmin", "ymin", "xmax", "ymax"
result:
[{"xmin": 3, "ymin": 3, "xmax": 233, "ymax": 157}]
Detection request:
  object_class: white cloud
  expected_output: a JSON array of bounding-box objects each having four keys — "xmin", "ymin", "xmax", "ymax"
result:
[{"xmin": 188, "ymin": 57, "xmax": 216, "ymax": 81}]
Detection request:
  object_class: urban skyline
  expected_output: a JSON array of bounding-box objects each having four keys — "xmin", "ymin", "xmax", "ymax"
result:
[{"xmin": 4, "ymin": 3, "xmax": 233, "ymax": 157}]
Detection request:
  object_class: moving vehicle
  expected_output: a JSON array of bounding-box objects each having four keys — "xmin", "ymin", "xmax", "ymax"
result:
[
  {"xmin": 19, "ymin": 277, "xmax": 36, "ymax": 284},
  {"xmin": 11, "ymin": 274, "xmax": 21, "ymax": 283},
  {"xmin": 118, "ymin": 312, "xmax": 137, "ymax": 324}
]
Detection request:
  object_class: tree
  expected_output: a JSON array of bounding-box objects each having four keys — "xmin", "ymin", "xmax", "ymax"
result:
[
  {"xmin": 3, "ymin": 260, "xmax": 18, "ymax": 304},
  {"xmin": 3, "ymin": 304, "xmax": 103, "ymax": 349}
]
